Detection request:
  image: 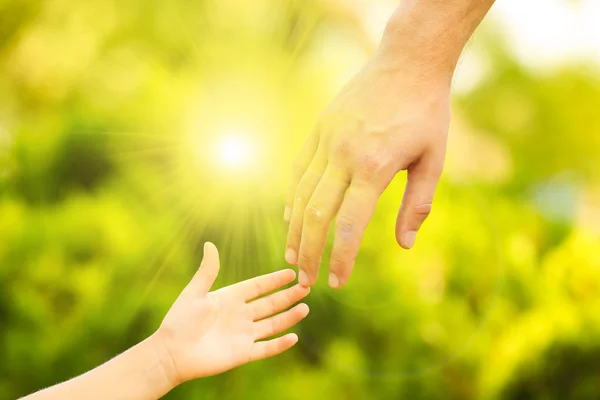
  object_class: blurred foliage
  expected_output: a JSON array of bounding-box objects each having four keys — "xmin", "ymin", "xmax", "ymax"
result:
[{"xmin": 1, "ymin": 0, "xmax": 600, "ymax": 399}]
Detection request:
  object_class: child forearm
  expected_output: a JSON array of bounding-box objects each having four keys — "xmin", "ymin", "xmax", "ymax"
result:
[{"xmin": 21, "ymin": 335, "xmax": 176, "ymax": 400}]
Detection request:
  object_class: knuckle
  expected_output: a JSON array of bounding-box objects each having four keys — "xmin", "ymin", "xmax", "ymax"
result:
[
  {"xmin": 402, "ymin": 199, "xmax": 433, "ymax": 218},
  {"xmin": 336, "ymin": 215, "xmax": 355, "ymax": 235},
  {"xmin": 294, "ymin": 183, "xmax": 314, "ymax": 205},
  {"xmin": 298, "ymin": 253, "xmax": 321, "ymax": 274},
  {"xmin": 283, "ymin": 289, "xmax": 294, "ymax": 303},
  {"xmin": 304, "ymin": 205, "xmax": 325, "ymax": 225},
  {"xmin": 275, "ymin": 337, "xmax": 285, "ymax": 352},
  {"xmin": 330, "ymin": 252, "xmax": 346, "ymax": 267},
  {"xmin": 358, "ymin": 153, "xmax": 385, "ymax": 176},
  {"xmin": 332, "ymin": 139, "xmax": 352, "ymax": 159},
  {"xmin": 293, "ymin": 193, "xmax": 308, "ymax": 206},
  {"xmin": 268, "ymin": 295, "xmax": 279, "ymax": 312},
  {"xmin": 253, "ymin": 281, "xmax": 263, "ymax": 296},
  {"xmin": 298, "ymin": 252, "xmax": 314, "ymax": 266},
  {"xmin": 415, "ymin": 202, "xmax": 433, "ymax": 217},
  {"xmin": 330, "ymin": 252, "xmax": 352, "ymax": 272}
]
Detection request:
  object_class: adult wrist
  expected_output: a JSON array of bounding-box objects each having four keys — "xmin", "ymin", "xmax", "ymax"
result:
[
  {"xmin": 375, "ymin": 18, "xmax": 458, "ymax": 86},
  {"xmin": 375, "ymin": 0, "xmax": 487, "ymax": 85}
]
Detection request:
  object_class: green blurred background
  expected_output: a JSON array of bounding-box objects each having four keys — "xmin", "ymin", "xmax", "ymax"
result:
[{"xmin": 1, "ymin": 0, "xmax": 600, "ymax": 399}]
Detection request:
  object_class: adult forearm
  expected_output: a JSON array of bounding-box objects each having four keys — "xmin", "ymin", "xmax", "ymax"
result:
[
  {"xmin": 377, "ymin": 0, "xmax": 496, "ymax": 83},
  {"xmin": 21, "ymin": 335, "xmax": 176, "ymax": 400}
]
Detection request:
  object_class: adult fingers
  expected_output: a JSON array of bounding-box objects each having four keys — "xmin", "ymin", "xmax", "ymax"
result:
[
  {"xmin": 285, "ymin": 154, "xmax": 327, "ymax": 266},
  {"xmin": 249, "ymin": 284, "xmax": 310, "ymax": 321},
  {"xmin": 232, "ymin": 269, "xmax": 297, "ymax": 302},
  {"xmin": 248, "ymin": 333, "xmax": 299, "ymax": 362},
  {"xmin": 328, "ymin": 182, "xmax": 381, "ymax": 289},
  {"xmin": 285, "ymin": 132, "xmax": 320, "ymax": 221},
  {"xmin": 395, "ymin": 151, "xmax": 444, "ymax": 249},
  {"xmin": 296, "ymin": 166, "xmax": 349, "ymax": 286},
  {"xmin": 253, "ymin": 303, "xmax": 310, "ymax": 341}
]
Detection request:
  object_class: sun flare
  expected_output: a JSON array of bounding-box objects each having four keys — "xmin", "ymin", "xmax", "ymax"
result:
[{"xmin": 217, "ymin": 134, "xmax": 253, "ymax": 169}]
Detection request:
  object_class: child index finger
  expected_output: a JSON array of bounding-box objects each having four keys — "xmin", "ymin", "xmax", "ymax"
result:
[{"xmin": 234, "ymin": 269, "xmax": 297, "ymax": 301}]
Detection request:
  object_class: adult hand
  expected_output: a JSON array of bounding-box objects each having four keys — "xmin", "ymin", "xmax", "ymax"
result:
[
  {"xmin": 283, "ymin": 0, "xmax": 496, "ymax": 289},
  {"xmin": 284, "ymin": 53, "xmax": 451, "ymax": 289}
]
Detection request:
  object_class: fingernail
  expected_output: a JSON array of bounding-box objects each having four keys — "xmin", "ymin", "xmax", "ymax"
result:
[
  {"xmin": 403, "ymin": 230, "xmax": 417, "ymax": 249},
  {"xmin": 284, "ymin": 206, "xmax": 291, "ymax": 222},
  {"xmin": 299, "ymin": 303, "xmax": 310, "ymax": 314},
  {"xmin": 329, "ymin": 273, "xmax": 340, "ymax": 289},
  {"xmin": 298, "ymin": 270, "xmax": 310, "ymax": 286},
  {"xmin": 285, "ymin": 248, "xmax": 297, "ymax": 265}
]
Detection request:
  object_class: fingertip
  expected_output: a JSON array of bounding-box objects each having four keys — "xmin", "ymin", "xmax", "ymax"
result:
[
  {"xmin": 276, "ymin": 269, "xmax": 297, "ymax": 286},
  {"xmin": 298, "ymin": 270, "xmax": 310, "ymax": 287},
  {"xmin": 293, "ymin": 284, "xmax": 311, "ymax": 299},
  {"xmin": 395, "ymin": 233, "xmax": 404, "ymax": 248},
  {"xmin": 285, "ymin": 269, "xmax": 297, "ymax": 280},
  {"xmin": 204, "ymin": 241, "xmax": 218, "ymax": 255},
  {"xmin": 287, "ymin": 333, "xmax": 299, "ymax": 345},
  {"xmin": 328, "ymin": 273, "xmax": 340, "ymax": 289},
  {"xmin": 394, "ymin": 226, "xmax": 408, "ymax": 249},
  {"xmin": 200, "ymin": 242, "xmax": 220, "ymax": 277},
  {"xmin": 328, "ymin": 258, "xmax": 353, "ymax": 289},
  {"xmin": 285, "ymin": 248, "xmax": 298, "ymax": 265},
  {"xmin": 293, "ymin": 283, "xmax": 310, "ymax": 292},
  {"xmin": 400, "ymin": 230, "xmax": 417, "ymax": 249},
  {"xmin": 297, "ymin": 303, "xmax": 310, "ymax": 316}
]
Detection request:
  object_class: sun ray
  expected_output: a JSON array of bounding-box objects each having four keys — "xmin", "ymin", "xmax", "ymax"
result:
[
  {"xmin": 268, "ymin": 206, "xmax": 289, "ymax": 272},
  {"xmin": 87, "ymin": 130, "xmax": 177, "ymax": 141},
  {"xmin": 169, "ymin": 0, "xmax": 209, "ymax": 65},
  {"xmin": 131, "ymin": 193, "xmax": 203, "ymax": 320},
  {"xmin": 107, "ymin": 144, "xmax": 182, "ymax": 161}
]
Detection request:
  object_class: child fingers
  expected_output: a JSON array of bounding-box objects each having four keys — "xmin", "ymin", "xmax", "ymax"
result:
[
  {"xmin": 234, "ymin": 269, "xmax": 297, "ymax": 301},
  {"xmin": 253, "ymin": 303, "xmax": 309, "ymax": 341},
  {"xmin": 187, "ymin": 242, "xmax": 221, "ymax": 297},
  {"xmin": 249, "ymin": 333, "xmax": 299, "ymax": 363},
  {"xmin": 249, "ymin": 284, "xmax": 310, "ymax": 321}
]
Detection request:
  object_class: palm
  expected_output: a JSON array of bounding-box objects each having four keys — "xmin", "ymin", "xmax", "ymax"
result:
[
  {"xmin": 190, "ymin": 289, "xmax": 258, "ymax": 373},
  {"xmin": 157, "ymin": 244, "xmax": 310, "ymax": 383}
]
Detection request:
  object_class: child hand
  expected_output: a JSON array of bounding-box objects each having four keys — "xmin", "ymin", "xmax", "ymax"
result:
[{"xmin": 153, "ymin": 242, "xmax": 310, "ymax": 385}]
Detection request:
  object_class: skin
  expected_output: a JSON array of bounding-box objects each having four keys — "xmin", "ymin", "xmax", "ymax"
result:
[
  {"xmin": 285, "ymin": 0, "xmax": 497, "ymax": 289},
  {"xmin": 22, "ymin": 243, "xmax": 310, "ymax": 400}
]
